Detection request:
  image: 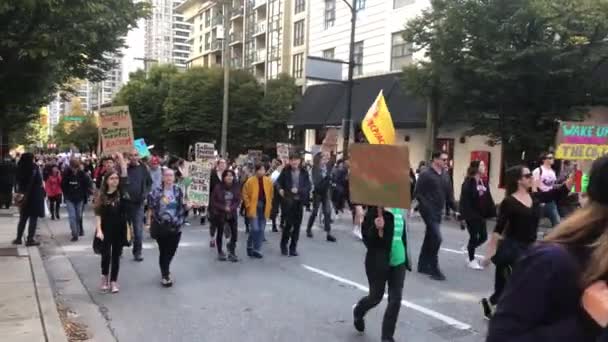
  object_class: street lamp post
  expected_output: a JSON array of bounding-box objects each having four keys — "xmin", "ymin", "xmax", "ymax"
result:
[
  {"xmin": 341, "ymin": 0, "xmax": 357, "ymax": 159},
  {"xmin": 220, "ymin": 2, "xmax": 231, "ymax": 158}
]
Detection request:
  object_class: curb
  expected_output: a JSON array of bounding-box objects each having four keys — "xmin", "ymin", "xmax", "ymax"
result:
[{"xmin": 29, "ymin": 247, "xmax": 69, "ymax": 342}]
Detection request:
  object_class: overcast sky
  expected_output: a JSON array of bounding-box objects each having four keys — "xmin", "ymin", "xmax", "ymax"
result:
[{"xmin": 121, "ymin": 19, "xmax": 146, "ymax": 84}]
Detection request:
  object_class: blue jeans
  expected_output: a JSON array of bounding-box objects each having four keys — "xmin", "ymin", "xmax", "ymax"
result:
[
  {"xmin": 247, "ymin": 201, "xmax": 266, "ymax": 253},
  {"xmin": 542, "ymin": 201, "xmax": 561, "ymax": 227},
  {"xmin": 65, "ymin": 200, "xmax": 83, "ymax": 238},
  {"xmin": 127, "ymin": 202, "xmax": 145, "ymax": 256}
]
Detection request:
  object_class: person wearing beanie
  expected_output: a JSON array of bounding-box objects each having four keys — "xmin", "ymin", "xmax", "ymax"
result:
[{"xmin": 487, "ymin": 156, "xmax": 608, "ymax": 342}]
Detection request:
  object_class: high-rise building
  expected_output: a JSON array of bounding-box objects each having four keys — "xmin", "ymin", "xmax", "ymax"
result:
[
  {"xmin": 176, "ymin": 0, "xmax": 308, "ymax": 84},
  {"xmin": 146, "ymin": 0, "xmax": 193, "ymax": 68}
]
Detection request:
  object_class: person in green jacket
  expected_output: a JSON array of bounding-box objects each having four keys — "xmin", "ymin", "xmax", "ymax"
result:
[{"xmin": 353, "ymin": 206, "xmax": 411, "ymax": 342}]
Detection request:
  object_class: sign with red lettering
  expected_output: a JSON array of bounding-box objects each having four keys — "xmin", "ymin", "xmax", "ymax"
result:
[
  {"xmin": 98, "ymin": 106, "xmax": 134, "ymax": 154},
  {"xmin": 349, "ymin": 144, "xmax": 411, "ymax": 209}
]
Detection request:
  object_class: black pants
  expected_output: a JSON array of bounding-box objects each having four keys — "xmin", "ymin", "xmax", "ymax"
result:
[
  {"xmin": 156, "ymin": 232, "xmax": 181, "ymax": 278},
  {"xmin": 355, "ymin": 262, "xmax": 406, "ymax": 340},
  {"xmin": 48, "ymin": 195, "xmax": 61, "ymax": 219},
  {"xmin": 417, "ymin": 212, "xmax": 442, "ymax": 272},
  {"xmin": 16, "ymin": 212, "xmax": 38, "ymax": 242},
  {"xmin": 465, "ymin": 219, "xmax": 487, "ymax": 261},
  {"xmin": 270, "ymin": 193, "xmax": 284, "ymax": 228},
  {"xmin": 0, "ymin": 189, "xmax": 12, "ymax": 209},
  {"xmin": 101, "ymin": 237, "xmax": 123, "ymax": 282},
  {"xmin": 216, "ymin": 217, "xmax": 238, "ymax": 254},
  {"xmin": 489, "ymin": 262, "xmax": 511, "ymax": 305},
  {"xmin": 306, "ymin": 191, "xmax": 332, "ymax": 233},
  {"xmin": 281, "ymin": 200, "xmax": 303, "ymax": 252}
]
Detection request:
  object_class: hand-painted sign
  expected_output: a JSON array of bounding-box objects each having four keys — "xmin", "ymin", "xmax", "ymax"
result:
[
  {"xmin": 555, "ymin": 122, "xmax": 608, "ymax": 160},
  {"xmin": 349, "ymin": 144, "xmax": 411, "ymax": 209},
  {"xmin": 276, "ymin": 143, "xmax": 290, "ymax": 163},
  {"xmin": 195, "ymin": 142, "xmax": 215, "ymax": 162},
  {"xmin": 188, "ymin": 162, "xmax": 211, "ymax": 206},
  {"xmin": 98, "ymin": 106, "xmax": 134, "ymax": 154},
  {"xmin": 133, "ymin": 138, "xmax": 150, "ymax": 158}
]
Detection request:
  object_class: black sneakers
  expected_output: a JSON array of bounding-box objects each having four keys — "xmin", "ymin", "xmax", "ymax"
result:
[
  {"xmin": 429, "ymin": 270, "xmax": 447, "ymax": 281},
  {"xmin": 25, "ymin": 240, "xmax": 40, "ymax": 247},
  {"xmin": 218, "ymin": 252, "xmax": 227, "ymax": 261},
  {"xmin": 12, "ymin": 238, "xmax": 22, "ymax": 245},
  {"xmin": 228, "ymin": 253, "xmax": 239, "ymax": 262},
  {"xmin": 326, "ymin": 234, "xmax": 337, "ymax": 242}
]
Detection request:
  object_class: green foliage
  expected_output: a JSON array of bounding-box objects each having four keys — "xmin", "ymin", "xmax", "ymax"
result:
[
  {"xmin": 117, "ymin": 66, "xmax": 298, "ymax": 157},
  {"xmin": 0, "ymin": 0, "xmax": 149, "ymax": 133},
  {"xmin": 52, "ymin": 115, "xmax": 98, "ymax": 152},
  {"xmin": 403, "ymin": 0, "xmax": 608, "ymax": 164}
]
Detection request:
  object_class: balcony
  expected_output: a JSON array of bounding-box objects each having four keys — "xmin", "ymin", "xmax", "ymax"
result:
[
  {"xmin": 231, "ymin": 6, "xmax": 244, "ymax": 19},
  {"xmin": 210, "ymin": 40, "xmax": 222, "ymax": 52},
  {"xmin": 229, "ymin": 32, "xmax": 243, "ymax": 45},
  {"xmin": 253, "ymin": 22, "xmax": 266, "ymax": 36},
  {"xmin": 212, "ymin": 16, "xmax": 223, "ymax": 27},
  {"xmin": 252, "ymin": 49, "xmax": 266, "ymax": 64},
  {"xmin": 253, "ymin": 0, "xmax": 266, "ymax": 9},
  {"xmin": 231, "ymin": 57, "xmax": 243, "ymax": 68}
]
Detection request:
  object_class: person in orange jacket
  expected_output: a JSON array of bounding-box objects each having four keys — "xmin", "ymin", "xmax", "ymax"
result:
[{"xmin": 242, "ymin": 163, "xmax": 273, "ymax": 258}]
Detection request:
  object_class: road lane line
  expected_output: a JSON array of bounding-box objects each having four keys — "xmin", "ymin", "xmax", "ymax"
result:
[
  {"xmin": 441, "ymin": 247, "xmax": 484, "ymax": 259},
  {"xmin": 301, "ymin": 264, "xmax": 472, "ymax": 330}
]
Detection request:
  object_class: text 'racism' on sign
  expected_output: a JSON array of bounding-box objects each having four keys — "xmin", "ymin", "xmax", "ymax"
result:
[
  {"xmin": 98, "ymin": 106, "xmax": 135, "ymax": 154},
  {"xmin": 349, "ymin": 144, "xmax": 411, "ymax": 209},
  {"xmin": 555, "ymin": 121, "xmax": 608, "ymax": 160}
]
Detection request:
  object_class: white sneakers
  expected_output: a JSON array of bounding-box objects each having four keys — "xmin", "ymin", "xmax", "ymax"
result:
[{"xmin": 467, "ymin": 258, "xmax": 484, "ymax": 270}]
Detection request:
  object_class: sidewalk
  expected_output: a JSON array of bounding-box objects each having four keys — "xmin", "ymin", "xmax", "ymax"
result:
[{"xmin": 0, "ymin": 208, "xmax": 67, "ymax": 342}]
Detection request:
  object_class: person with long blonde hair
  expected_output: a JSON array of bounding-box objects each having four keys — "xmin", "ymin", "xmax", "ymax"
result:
[{"xmin": 487, "ymin": 156, "xmax": 608, "ymax": 341}]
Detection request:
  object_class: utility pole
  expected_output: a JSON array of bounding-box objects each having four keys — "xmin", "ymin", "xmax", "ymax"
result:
[
  {"xmin": 220, "ymin": 1, "xmax": 231, "ymax": 158},
  {"xmin": 341, "ymin": 0, "xmax": 356, "ymax": 159}
]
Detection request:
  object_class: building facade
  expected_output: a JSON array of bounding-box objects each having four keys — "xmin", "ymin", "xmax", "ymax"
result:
[
  {"xmin": 146, "ymin": 0, "xmax": 193, "ymax": 68},
  {"xmin": 177, "ymin": 0, "xmax": 308, "ymax": 84}
]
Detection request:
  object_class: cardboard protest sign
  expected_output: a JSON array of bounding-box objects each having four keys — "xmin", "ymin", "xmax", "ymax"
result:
[
  {"xmin": 195, "ymin": 142, "xmax": 215, "ymax": 162},
  {"xmin": 555, "ymin": 121, "xmax": 608, "ymax": 160},
  {"xmin": 133, "ymin": 138, "xmax": 150, "ymax": 158},
  {"xmin": 187, "ymin": 162, "xmax": 211, "ymax": 206},
  {"xmin": 98, "ymin": 106, "xmax": 134, "ymax": 154},
  {"xmin": 276, "ymin": 143, "xmax": 290, "ymax": 163},
  {"xmin": 349, "ymin": 144, "xmax": 411, "ymax": 209},
  {"xmin": 321, "ymin": 128, "xmax": 339, "ymax": 154},
  {"xmin": 236, "ymin": 154, "xmax": 248, "ymax": 166}
]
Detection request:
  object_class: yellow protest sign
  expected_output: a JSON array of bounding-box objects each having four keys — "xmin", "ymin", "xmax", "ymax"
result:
[
  {"xmin": 555, "ymin": 144, "xmax": 608, "ymax": 160},
  {"xmin": 361, "ymin": 90, "xmax": 395, "ymax": 145}
]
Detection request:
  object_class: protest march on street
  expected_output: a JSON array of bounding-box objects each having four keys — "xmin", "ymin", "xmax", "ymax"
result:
[{"xmin": 3, "ymin": 1, "xmax": 608, "ymax": 341}]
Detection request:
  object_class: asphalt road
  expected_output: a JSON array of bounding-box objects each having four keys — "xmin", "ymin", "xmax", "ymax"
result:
[{"xmin": 43, "ymin": 210, "xmax": 495, "ymax": 342}]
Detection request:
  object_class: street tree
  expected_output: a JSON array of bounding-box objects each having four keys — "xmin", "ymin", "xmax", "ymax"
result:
[
  {"xmin": 0, "ymin": 0, "xmax": 149, "ymax": 153},
  {"xmin": 259, "ymin": 74, "xmax": 300, "ymax": 145},
  {"xmin": 403, "ymin": 0, "xmax": 608, "ymax": 165}
]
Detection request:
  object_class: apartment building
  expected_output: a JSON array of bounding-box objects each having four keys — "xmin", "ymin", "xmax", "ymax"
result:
[
  {"xmin": 146, "ymin": 0, "xmax": 193, "ymax": 68},
  {"xmin": 176, "ymin": 0, "xmax": 308, "ymax": 84},
  {"xmin": 307, "ymin": 0, "xmax": 428, "ymax": 78}
]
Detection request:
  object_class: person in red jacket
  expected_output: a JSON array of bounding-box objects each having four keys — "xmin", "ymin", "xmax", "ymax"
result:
[{"xmin": 45, "ymin": 165, "xmax": 63, "ymax": 220}]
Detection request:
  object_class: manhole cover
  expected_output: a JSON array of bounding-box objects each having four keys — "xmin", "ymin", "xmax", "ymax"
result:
[{"xmin": 0, "ymin": 248, "xmax": 20, "ymax": 256}]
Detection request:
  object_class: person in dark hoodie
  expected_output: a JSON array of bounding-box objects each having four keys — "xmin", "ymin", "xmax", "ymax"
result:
[
  {"xmin": 125, "ymin": 150, "xmax": 152, "ymax": 262},
  {"xmin": 208, "ymin": 158, "xmax": 227, "ymax": 247},
  {"xmin": 487, "ymin": 156, "xmax": 608, "ymax": 342},
  {"xmin": 276, "ymin": 153, "xmax": 311, "ymax": 256},
  {"xmin": 210, "ymin": 169, "xmax": 241, "ymax": 262},
  {"xmin": 352, "ymin": 206, "xmax": 411, "ymax": 342},
  {"xmin": 62, "ymin": 158, "xmax": 91, "ymax": 241},
  {"xmin": 12, "ymin": 153, "xmax": 44, "ymax": 246},
  {"xmin": 306, "ymin": 151, "xmax": 337, "ymax": 242},
  {"xmin": 459, "ymin": 160, "xmax": 496, "ymax": 270}
]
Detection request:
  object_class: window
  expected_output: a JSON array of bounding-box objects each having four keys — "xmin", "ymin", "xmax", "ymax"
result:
[
  {"xmin": 322, "ymin": 48, "xmax": 334, "ymax": 59},
  {"xmin": 355, "ymin": 0, "xmax": 365, "ymax": 10},
  {"xmin": 293, "ymin": 20, "xmax": 305, "ymax": 47},
  {"xmin": 393, "ymin": 0, "xmax": 415, "ymax": 9},
  {"xmin": 353, "ymin": 41, "xmax": 363, "ymax": 76},
  {"xmin": 205, "ymin": 10, "xmax": 211, "ymax": 27},
  {"xmin": 324, "ymin": 0, "xmax": 335, "ymax": 29},
  {"xmin": 292, "ymin": 53, "xmax": 304, "ymax": 78},
  {"xmin": 200, "ymin": 24, "xmax": 203, "ymax": 31},
  {"xmin": 391, "ymin": 31, "xmax": 412, "ymax": 70},
  {"xmin": 294, "ymin": 0, "xmax": 305, "ymax": 14},
  {"xmin": 205, "ymin": 32, "xmax": 211, "ymax": 50}
]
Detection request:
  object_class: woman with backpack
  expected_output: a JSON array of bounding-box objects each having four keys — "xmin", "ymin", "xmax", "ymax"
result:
[
  {"xmin": 147, "ymin": 168, "xmax": 193, "ymax": 287},
  {"xmin": 459, "ymin": 161, "xmax": 496, "ymax": 270}
]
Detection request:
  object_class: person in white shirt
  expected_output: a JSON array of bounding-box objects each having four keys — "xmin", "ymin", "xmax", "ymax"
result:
[{"xmin": 532, "ymin": 152, "xmax": 560, "ymax": 227}]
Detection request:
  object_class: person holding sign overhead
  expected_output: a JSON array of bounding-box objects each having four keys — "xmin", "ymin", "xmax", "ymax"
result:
[{"xmin": 353, "ymin": 206, "xmax": 410, "ymax": 342}]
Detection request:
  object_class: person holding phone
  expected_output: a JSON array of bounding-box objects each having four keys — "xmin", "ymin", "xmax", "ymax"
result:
[{"xmin": 352, "ymin": 206, "xmax": 410, "ymax": 342}]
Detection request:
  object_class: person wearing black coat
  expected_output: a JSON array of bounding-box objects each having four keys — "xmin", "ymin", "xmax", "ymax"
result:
[
  {"xmin": 61, "ymin": 159, "xmax": 91, "ymax": 242},
  {"xmin": 459, "ymin": 161, "xmax": 496, "ymax": 269},
  {"xmin": 306, "ymin": 151, "xmax": 336, "ymax": 242},
  {"xmin": 276, "ymin": 154, "xmax": 312, "ymax": 256},
  {"xmin": 12, "ymin": 153, "xmax": 45, "ymax": 246},
  {"xmin": 209, "ymin": 170, "xmax": 241, "ymax": 262},
  {"xmin": 353, "ymin": 206, "xmax": 411, "ymax": 342}
]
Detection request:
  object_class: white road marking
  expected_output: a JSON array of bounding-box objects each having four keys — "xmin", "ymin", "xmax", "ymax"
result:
[
  {"xmin": 302, "ymin": 264, "xmax": 472, "ymax": 331},
  {"xmin": 441, "ymin": 247, "xmax": 484, "ymax": 259}
]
